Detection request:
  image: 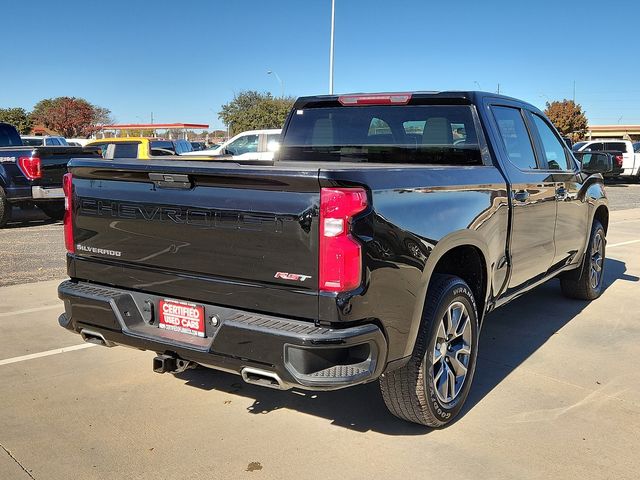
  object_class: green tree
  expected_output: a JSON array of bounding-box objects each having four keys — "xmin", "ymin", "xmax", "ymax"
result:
[
  {"xmin": 544, "ymin": 100, "xmax": 588, "ymax": 141},
  {"xmin": 0, "ymin": 107, "xmax": 33, "ymax": 134},
  {"xmin": 218, "ymin": 91, "xmax": 294, "ymax": 136},
  {"xmin": 30, "ymin": 97, "xmax": 113, "ymax": 138}
]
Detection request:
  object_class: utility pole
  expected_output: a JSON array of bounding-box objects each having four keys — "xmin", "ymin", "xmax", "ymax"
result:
[
  {"xmin": 329, "ymin": 0, "xmax": 335, "ymax": 94},
  {"xmin": 572, "ymin": 81, "xmax": 576, "ymax": 104},
  {"xmin": 497, "ymin": 83, "xmax": 500, "ymax": 94},
  {"xmin": 267, "ymin": 70, "xmax": 284, "ymax": 97}
]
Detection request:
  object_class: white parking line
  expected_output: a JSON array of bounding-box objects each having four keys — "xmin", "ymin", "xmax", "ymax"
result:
[
  {"xmin": 0, "ymin": 344, "xmax": 96, "ymax": 367},
  {"xmin": 0, "ymin": 304, "xmax": 60, "ymax": 318},
  {"xmin": 608, "ymin": 239, "xmax": 640, "ymax": 248},
  {"xmin": 613, "ymin": 219, "xmax": 640, "ymax": 225}
]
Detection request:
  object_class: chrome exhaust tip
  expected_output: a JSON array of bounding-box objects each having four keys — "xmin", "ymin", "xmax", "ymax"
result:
[
  {"xmin": 80, "ymin": 329, "xmax": 114, "ymax": 347},
  {"xmin": 241, "ymin": 367, "xmax": 288, "ymax": 390}
]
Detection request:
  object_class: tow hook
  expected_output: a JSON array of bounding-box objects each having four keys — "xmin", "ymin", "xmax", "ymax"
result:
[{"xmin": 153, "ymin": 354, "xmax": 196, "ymax": 374}]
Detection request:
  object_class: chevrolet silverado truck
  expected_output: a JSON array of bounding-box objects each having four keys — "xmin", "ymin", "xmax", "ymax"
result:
[
  {"xmin": 0, "ymin": 122, "xmax": 100, "ymax": 227},
  {"xmin": 58, "ymin": 91, "xmax": 611, "ymax": 427}
]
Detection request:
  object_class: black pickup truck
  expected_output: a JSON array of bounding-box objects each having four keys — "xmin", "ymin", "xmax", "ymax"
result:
[
  {"xmin": 58, "ymin": 91, "xmax": 611, "ymax": 427},
  {"xmin": 0, "ymin": 122, "xmax": 100, "ymax": 227}
]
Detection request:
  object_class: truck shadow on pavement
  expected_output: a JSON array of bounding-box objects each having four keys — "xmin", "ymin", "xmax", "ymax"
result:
[
  {"xmin": 4, "ymin": 207, "xmax": 58, "ymax": 228},
  {"xmin": 175, "ymin": 257, "xmax": 637, "ymax": 435}
]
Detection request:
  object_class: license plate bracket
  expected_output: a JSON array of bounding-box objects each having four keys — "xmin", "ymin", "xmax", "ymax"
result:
[{"xmin": 158, "ymin": 299, "xmax": 206, "ymax": 338}]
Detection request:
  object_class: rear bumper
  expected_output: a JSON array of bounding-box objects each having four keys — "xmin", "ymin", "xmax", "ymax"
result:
[
  {"xmin": 32, "ymin": 186, "xmax": 64, "ymax": 199},
  {"xmin": 58, "ymin": 280, "xmax": 387, "ymax": 391},
  {"xmin": 5, "ymin": 185, "xmax": 64, "ymax": 202}
]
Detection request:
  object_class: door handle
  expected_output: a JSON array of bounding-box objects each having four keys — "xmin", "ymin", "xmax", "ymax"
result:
[{"xmin": 513, "ymin": 190, "xmax": 529, "ymax": 202}]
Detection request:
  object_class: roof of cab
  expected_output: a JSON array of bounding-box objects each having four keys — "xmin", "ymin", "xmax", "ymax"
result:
[{"xmin": 293, "ymin": 90, "xmax": 538, "ymax": 112}]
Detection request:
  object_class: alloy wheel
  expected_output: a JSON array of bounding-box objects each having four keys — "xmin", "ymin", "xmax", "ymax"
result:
[
  {"xmin": 430, "ymin": 301, "xmax": 473, "ymax": 404},
  {"xmin": 590, "ymin": 232, "xmax": 604, "ymax": 289}
]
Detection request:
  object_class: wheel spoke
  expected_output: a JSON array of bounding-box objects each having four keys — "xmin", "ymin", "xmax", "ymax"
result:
[
  {"xmin": 448, "ymin": 352, "xmax": 468, "ymax": 377},
  {"xmin": 447, "ymin": 366, "xmax": 456, "ymax": 399},
  {"xmin": 436, "ymin": 320, "xmax": 447, "ymax": 342},
  {"xmin": 437, "ymin": 362, "xmax": 450, "ymax": 401},
  {"xmin": 434, "ymin": 359, "xmax": 445, "ymax": 383},
  {"xmin": 453, "ymin": 343, "xmax": 471, "ymax": 357},
  {"xmin": 450, "ymin": 305, "xmax": 463, "ymax": 335},
  {"xmin": 433, "ymin": 348, "xmax": 443, "ymax": 365},
  {"xmin": 445, "ymin": 307, "xmax": 454, "ymax": 337}
]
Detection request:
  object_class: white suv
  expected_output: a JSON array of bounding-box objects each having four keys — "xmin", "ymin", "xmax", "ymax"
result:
[
  {"xmin": 181, "ymin": 129, "xmax": 281, "ymax": 161},
  {"xmin": 21, "ymin": 135, "xmax": 69, "ymax": 146},
  {"xmin": 573, "ymin": 139, "xmax": 639, "ymax": 179}
]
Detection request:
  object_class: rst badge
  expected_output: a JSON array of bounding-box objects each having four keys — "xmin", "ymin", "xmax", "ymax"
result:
[{"xmin": 274, "ymin": 272, "xmax": 312, "ymax": 282}]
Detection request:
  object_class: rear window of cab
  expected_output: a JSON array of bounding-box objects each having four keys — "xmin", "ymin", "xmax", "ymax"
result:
[
  {"xmin": 90, "ymin": 142, "xmax": 140, "ymax": 159},
  {"xmin": 279, "ymin": 105, "xmax": 482, "ymax": 165}
]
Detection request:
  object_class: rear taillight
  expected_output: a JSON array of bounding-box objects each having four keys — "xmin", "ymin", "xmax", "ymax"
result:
[
  {"xmin": 615, "ymin": 155, "xmax": 624, "ymax": 167},
  {"xmin": 319, "ymin": 187, "xmax": 368, "ymax": 292},
  {"xmin": 338, "ymin": 93, "xmax": 412, "ymax": 106},
  {"xmin": 17, "ymin": 157, "xmax": 42, "ymax": 180},
  {"xmin": 63, "ymin": 173, "xmax": 74, "ymax": 253}
]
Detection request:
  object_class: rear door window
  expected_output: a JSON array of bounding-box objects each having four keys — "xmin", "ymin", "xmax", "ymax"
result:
[
  {"xmin": 604, "ymin": 142, "xmax": 627, "ymax": 152},
  {"xmin": 530, "ymin": 113, "xmax": 572, "ymax": 170},
  {"xmin": 0, "ymin": 125, "xmax": 22, "ymax": 146},
  {"xmin": 22, "ymin": 138, "xmax": 44, "ymax": 146},
  {"xmin": 112, "ymin": 143, "xmax": 139, "ymax": 158},
  {"xmin": 150, "ymin": 140, "xmax": 176, "ymax": 156},
  {"xmin": 492, "ymin": 106, "xmax": 538, "ymax": 170},
  {"xmin": 226, "ymin": 134, "xmax": 259, "ymax": 155},
  {"xmin": 279, "ymin": 105, "xmax": 482, "ymax": 164},
  {"xmin": 90, "ymin": 142, "xmax": 139, "ymax": 159}
]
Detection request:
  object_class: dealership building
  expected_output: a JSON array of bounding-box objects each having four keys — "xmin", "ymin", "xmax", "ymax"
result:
[{"xmin": 586, "ymin": 125, "xmax": 640, "ymax": 141}]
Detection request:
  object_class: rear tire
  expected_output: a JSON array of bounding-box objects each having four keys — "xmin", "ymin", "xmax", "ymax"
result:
[
  {"xmin": 0, "ymin": 187, "xmax": 11, "ymax": 228},
  {"xmin": 37, "ymin": 202, "xmax": 65, "ymax": 221},
  {"xmin": 560, "ymin": 220, "xmax": 606, "ymax": 300},
  {"xmin": 379, "ymin": 274, "xmax": 479, "ymax": 427}
]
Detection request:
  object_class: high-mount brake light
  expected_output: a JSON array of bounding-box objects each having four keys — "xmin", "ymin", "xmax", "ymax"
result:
[
  {"xmin": 338, "ymin": 93, "xmax": 412, "ymax": 106},
  {"xmin": 17, "ymin": 157, "xmax": 42, "ymax": 180},
  {"xmin": 63, "ymin": 173, "xmax": 74, "ymax": 253},
  {"xmin": 319, "ymin": 187, "xmax": 368, "ymax": 292}
]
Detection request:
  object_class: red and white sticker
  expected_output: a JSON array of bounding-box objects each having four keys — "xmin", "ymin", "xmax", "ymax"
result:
[{"xmin": 158, "ymin": 299, "xmax": 205, "ymax": 338}]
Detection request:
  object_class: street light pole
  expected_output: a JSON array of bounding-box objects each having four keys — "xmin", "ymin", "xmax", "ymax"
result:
[
  {"xmin": 267, "ymin": 70, "xmax": 284, "ymax": 97},
  {"xmin": 329, "ymin": 0, "xmax": 335, "ymax": 94}
]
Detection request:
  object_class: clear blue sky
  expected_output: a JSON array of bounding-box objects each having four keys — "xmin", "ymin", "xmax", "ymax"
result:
[{"xmin": 1, "ymin": 0, "xmax": 638, "ymax": 130}]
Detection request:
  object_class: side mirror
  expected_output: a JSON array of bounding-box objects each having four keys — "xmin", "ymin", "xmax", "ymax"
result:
[{"xmin": 574, "ymin": 152, "xmax": 613, "ymax": 175}]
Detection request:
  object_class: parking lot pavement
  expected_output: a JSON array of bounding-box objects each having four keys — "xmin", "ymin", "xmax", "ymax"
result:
[
  {"xmin": 0, "ymin": 208, "xmax": 638, "ymax": 480},
  {"xmin": 605, "ymin": 181, "xmax": 640, "ymax": 210},
  {"xmin": 0, "ymin": 208, "xmax": 65, "ymax": 287}
]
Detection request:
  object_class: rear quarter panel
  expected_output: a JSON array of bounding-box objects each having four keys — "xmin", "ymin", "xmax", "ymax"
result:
[{"xmin": 318, "ymin": 165, "xmax": 509, "ymax": 361}]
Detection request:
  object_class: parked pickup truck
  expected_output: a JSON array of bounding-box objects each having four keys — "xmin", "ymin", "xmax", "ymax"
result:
[
  {"xmin": 573, "ymin": 139, "xmax": 639, "ymax": 180},
  {"xmin": 0, "ymin": 122, "xmax": 100, "ymax": 227},
  {"xmin": 58, "ymin": 91, "xmax": 611, "ymax": 427}
]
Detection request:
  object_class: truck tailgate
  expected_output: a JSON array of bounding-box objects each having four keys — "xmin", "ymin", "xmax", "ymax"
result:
[
  {"xmin": 69, "ymin": 159, "xmax": 320, "ymax": 319},
  {"xmin": 37, "ymin": 147, "xmax": 98, "ymax": 186}
]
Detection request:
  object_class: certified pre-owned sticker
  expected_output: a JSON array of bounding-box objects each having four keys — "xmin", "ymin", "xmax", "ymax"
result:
[{"xmin": 274, "ymin": 272, "xmax": 312, "ymax": 282}]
